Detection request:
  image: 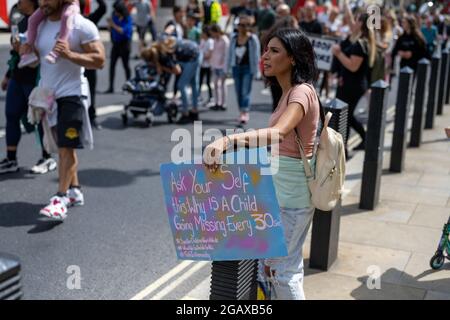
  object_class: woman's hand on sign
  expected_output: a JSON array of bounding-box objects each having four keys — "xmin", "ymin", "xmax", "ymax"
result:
[
  {"xmin": 204, "ymin": 137, "xmax": 230, "ymax": 172},
  {"xmin": 331, "ymin": 44, "xmax": 341, "ymax": 56}
]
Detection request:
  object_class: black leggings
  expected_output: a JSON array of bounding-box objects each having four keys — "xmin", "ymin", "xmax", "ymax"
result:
[
  {"xmin": 109, "ymin": 41, "xmax": 131, "ymax": 91},
  {"xmin": 85, "ymin": 69, "xmax": 97, "ymax": 121},
  {"xmin": 336, "ymin": 86, "xmax": 366, "ymax": 146},
  {"xmin": 199, "ymin": 67, "xmax": 212, "ymax": 99}
]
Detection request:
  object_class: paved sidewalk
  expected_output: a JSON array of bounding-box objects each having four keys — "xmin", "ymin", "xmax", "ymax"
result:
[{"xmin": 183, "ymin": 103, "xmax": 450, "ymax": 300}]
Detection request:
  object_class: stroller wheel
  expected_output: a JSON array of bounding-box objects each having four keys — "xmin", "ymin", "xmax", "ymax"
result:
[
  {"xmin": 430, "ymin": 252, "xmax": 445, "ymax": 270},
  {"xmin": 121, "ymin": 113, "xmax": 128, "ymax": 126},
  {"xmin": 167, "ymin": 102, "xmax": 178, "ymax": 123}
]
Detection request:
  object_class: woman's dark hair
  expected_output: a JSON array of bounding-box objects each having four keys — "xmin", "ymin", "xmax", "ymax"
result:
[
  {"xmin": 173, "ymin": 5, "xmax": 182, "ymax": 15},
  {"xmin": 404, "ymin": 14, "xmax": 426, "ymax": 49},
  {"xmin": 209, "ymin": 24, "xmax": 223, "ymax": 35},
  {"xmin": 358, "ymin": 13, "xmax": 376, "ymax": 67},
  {"xmin": 202, "ymin": 25, "xmax": 211, "ymax": 37},
  {"xmin": 29, "ymin": 0, "xmax": 39, "ymax": 10},
  {"xmin": 113, "ymin": 1, "xmax": 129, "ymax": 18},
  {"xmin": 264, "ymin": 28, "xmax": 318, "ymax": 87}
]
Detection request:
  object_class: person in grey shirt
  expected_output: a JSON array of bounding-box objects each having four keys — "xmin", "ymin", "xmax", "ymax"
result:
[{"xmin": 133, "ymin": 0, "xmax": 157, "ymax": 55}]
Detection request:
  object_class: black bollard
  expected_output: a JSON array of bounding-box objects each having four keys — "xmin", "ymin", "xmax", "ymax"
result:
[
  {"xmin": 390, "ymin": 67, "xmax": 414, "ymax": 173},
  {"xmin": 0, "ymin": 253, "xmax": 23, "ymax": 300},
  {"xmin": 410, "ymin": 59, "xmax": 431, "ymax": 148},
  {"xmin": 446, "ymin": 47, "xmax": 450, "ymax": 105},
  {"xmin": 437, "ymin": 49, "xmax": 449, "ymax": 115},
  {"xmin": 309, "ymin": 98, "xmax": 348, "ymax": 271},
  {"xmin": 360, "ymin": 80, "xmax": 389, "ymax": 210},
  {"xmin": 309, "ymin": 201, "xmax": 341, "ymax": 271},
  {"xmin": 210, "ymin": 260, "xmax": 258, "ymax": 300},
  {"xmin": 425, "ymin": 53, "xmax": 441, "ymax": 129}
]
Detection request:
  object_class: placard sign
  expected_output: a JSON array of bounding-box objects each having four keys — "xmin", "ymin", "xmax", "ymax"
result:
[
  {"xmin": 307, "ymin": 35, "xmax": 340, "ymax": 71},
  {"xmin": 160, "ymin": 163, "xmax": 287, "ymax": 261}
]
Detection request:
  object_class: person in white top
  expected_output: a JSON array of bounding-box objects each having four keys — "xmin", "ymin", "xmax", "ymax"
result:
[
  {"xmin": 198, "ymin": 26, "xmax": 214, "ymax": 105},
  {"xmin": 28, "ymin": 0, "xmax": 105, "ymax": 220},
  {"xmin": 209, "ymin": 24, "xmax": 229, "ymax": 111}
]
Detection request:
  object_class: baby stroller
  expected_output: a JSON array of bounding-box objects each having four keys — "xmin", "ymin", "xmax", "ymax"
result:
[
  {"xmin": 122, "ymin": 63, "xmax": 178, "ymax": 127},
  {"xmin": 430, "ymin": 215, "xmax": 450, "ymax": 270}
]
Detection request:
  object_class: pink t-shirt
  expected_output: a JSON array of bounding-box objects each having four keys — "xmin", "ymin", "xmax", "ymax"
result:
[
  {"xmin": 269, "ymin": 83, "xmax": 320, "ymax": 158},
  {"xmin": 210, "ymin": 35, "xmax": 229, "ymax": 70}
]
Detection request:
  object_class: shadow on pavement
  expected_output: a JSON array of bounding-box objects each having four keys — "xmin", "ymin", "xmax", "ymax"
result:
[
  {"xmin": 0, "ymin": 202, "xmax": 62, "ymax": 234},
  {"xmin": 0, "ymin": 169, "xmax": 37, "ymax": 182},
  {"xmin": 99, "ymin": 116, "xmax": 170, "ymax": 130},
  {"xmin": 71, "ymin": 168, "xmax": 160, "ymax": 188},
  {"xmin": 351, "ymin": 267, "xmax": 450, "ymax": 300}
]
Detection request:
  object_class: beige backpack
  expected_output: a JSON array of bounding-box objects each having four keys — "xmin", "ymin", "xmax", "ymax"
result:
[{"xmin": 293, "ymin": 94, "xmax": 346, "ymax": 211}]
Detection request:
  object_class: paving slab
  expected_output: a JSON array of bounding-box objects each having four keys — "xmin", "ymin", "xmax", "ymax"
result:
[{"xmin": 408, "ymin": 204, "xmax": 450, "ymax": 229}]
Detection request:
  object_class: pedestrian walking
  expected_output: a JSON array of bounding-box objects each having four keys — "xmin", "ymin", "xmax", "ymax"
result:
[
  {"xmin": 80, "ymin": 0, "xmax": 106, "ymax": 130},
  {"xmin": 198, "ymin": 26, "xmax": 214, "ymax": 106},
  {"xmin": 133, "ymin": 0, "xmax": 157, "ymax": 56},
  {"xmin": 31, "ymin": 0, "xmax": 105, "ymax": 219},
  {"xmin": 392, "ymin": 14, "xmax": 428, "ymax": 72},
  {"xmin": 0, "ymin": 0, "xmax": 57, "ymax": 175},
  {"xmin": 332, "ymin": 12, "xmax": 375, "ymax": 156},
  {"xmin": 105, "ymin": 1, "xmax": 132, "ymax": 93},
  {"xmin": 204, "ymin": 28, "xmax": 320, "ymax": 300},
  {"xmin": 227, "ymin": 15, "xmax": 260, "ymax": 124},
  {"xmin": 209, "ymin": 24, "xmax": 229, "ymax": 111}
]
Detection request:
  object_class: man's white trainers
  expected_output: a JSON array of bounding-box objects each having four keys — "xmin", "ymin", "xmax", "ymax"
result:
[
  {"xmin": 67, "ymin": 187, "xmax": 84, "ymax": 207},
  {"xmin": 39, "ymin": 195, "xmax": 69, "ymax": 220},
  {"xmin": 30, "ymin": 158, "xmax": 57, "ymax": 174}
]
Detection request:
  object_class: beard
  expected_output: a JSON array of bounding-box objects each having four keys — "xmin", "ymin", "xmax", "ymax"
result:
[{"xmin": 41, "ymin": 2, "xmax": 61, "ymax": 16}]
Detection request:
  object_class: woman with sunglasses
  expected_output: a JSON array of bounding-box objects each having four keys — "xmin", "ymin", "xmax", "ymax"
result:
[{"xmin": 227, "ymin": 15, "xmax": 261, "ymax": 125}]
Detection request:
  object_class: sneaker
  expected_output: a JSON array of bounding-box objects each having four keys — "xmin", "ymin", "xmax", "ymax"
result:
[
  {"xmin": 18, "ymin": 52, "xmax": 39, "ymax": 68},
  {"xmin": 239, "ymin": 112, "xmax": 249, "ymax": 124},
  {"xmin": 30, "ymin": 158, "xmax": 57, "ymax": 174},
  {"xmin": 122, "ymin": 80, "xmax": 136, "ymax": 92},
  {"xmin": 189, "ymin": 111, "xmax": 199, "ymax": 121},
  {"xmin": 67, "ymin": 187, "xmax": 84, "ymax": 207},
  {"xmin": 45, "ymin": 51, "xmax": 58, "ymax": 64},
  {"xmin": 0, "ymin": 158, "xmax": 19, "ymax": 174},
  {"xmin": 39, "ymin": 195, "xmax": 68, "ymax": 220}
]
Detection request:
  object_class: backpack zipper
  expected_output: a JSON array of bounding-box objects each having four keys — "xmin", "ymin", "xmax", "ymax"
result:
[{"xmin": 320, "ymin": 166, "xmax": 336, "ymax": 187}]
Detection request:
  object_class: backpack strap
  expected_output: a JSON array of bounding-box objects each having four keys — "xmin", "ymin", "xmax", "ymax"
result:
[{"xmin": 285, "ymin": 85, "xmax": 327, "ymax": 180}]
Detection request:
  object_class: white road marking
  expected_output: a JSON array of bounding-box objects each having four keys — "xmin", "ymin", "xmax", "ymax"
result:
[
  {"xmin": 130, "ymin": 260, "xmax": 194, "ymax": 300},
  {"xmin": 96, "ymin": 104, "xmax": 124, "ymax": 116},
  {"xmin": 149, "ymin": 261, "xmax": 209, "ymax": 300}
]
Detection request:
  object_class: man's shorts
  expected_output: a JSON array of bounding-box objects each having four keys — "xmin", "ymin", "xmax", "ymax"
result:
[{"xmin": 56, "ymin": 96, "xmax": 84, "ymax": 149}]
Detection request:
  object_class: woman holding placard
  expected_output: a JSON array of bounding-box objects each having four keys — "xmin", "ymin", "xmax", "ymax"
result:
[{"xmin": 204, "ymin": 28, "xmax": 320, "ymax": 300}]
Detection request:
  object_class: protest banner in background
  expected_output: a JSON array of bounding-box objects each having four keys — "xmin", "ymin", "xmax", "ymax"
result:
[
  {"xmin": 159, "ymin": 163, "xmax": 287, "ymax": 261},
  {"xmin": 307, "ymin": 35, "xmax": 340, "ymax": 71}
]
